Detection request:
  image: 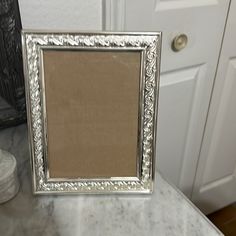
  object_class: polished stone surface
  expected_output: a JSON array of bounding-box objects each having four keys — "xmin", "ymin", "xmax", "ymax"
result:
[{"xmin": 0, "ymin": 125, "xmax": 223, "ymax": 236}]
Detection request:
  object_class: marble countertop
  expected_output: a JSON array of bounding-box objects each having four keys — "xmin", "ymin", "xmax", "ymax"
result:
[{"xmin": 0, "ymin": 125, "xmax": 222, "ymax": 236}]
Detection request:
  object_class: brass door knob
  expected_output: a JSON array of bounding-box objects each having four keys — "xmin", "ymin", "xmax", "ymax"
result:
[{"xmin": 171, "ymin": 34, "xmax": 188, "ymax": 52}]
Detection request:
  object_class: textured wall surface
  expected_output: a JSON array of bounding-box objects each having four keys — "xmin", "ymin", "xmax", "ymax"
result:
[{"xmin": 18, "ymin": 0, "xmax": 103, "ymax": 30}]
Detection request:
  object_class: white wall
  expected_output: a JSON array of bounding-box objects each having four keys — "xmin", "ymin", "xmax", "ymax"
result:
[{"xmin": 18, "ymin": 0, "xmax": 103, "ymax": 30}]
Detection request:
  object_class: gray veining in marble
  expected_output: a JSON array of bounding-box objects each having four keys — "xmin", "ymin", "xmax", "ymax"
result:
[{"xmin": 0, "ymin": 125, "xmax": 223, "ymax": 236}]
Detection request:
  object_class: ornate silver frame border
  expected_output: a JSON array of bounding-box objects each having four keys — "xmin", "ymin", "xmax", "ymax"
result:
[{"xmin": 22, "ymin": 31, "xmax": 161, "ymax": 194}]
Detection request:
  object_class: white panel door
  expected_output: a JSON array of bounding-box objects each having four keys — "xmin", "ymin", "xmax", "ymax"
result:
[
  {"xmin": 104, "ymin": 0, "xmax": 230, "ymax": 197},
  {"xmin": 192, "ymin": 0, "xmax": 236, "ymax": 214}
]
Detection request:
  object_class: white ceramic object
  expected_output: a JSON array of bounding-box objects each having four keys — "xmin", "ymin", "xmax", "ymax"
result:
[{"xmin": 0, "ymin": 149, "xmax": 19, "ymax": 204}]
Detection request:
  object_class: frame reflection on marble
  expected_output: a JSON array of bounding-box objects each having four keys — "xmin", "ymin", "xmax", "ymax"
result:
[{"xmin": 22, "ymin": 31, "xmax": 161, "ymax": 194}]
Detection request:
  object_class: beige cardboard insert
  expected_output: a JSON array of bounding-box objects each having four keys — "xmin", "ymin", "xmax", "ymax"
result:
[{"xmin": 42, "ymin": 50, "xmax": 141, "ymax": 179}]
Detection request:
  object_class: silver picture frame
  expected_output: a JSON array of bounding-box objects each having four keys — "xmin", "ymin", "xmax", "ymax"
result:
[{"xmin": 22, "ymin": 31, "xmax": 162, "ymax": 194}]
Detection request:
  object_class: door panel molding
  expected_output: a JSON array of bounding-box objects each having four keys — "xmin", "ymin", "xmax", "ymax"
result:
[
  {"xmin": 202, "ymin": 58, "xmax": 236, "ymax": 186},
  {"xmin": 160, "ymin": 65, "xmax": 200, "ymax": 87},
  {"xmin": 103, "ymin": 0, "xmax": 125, "ymax": 31},
  {"xmin": 192, "ymin": 0, "xmax": 236, "ymax": 214},
  {"xmin": 194, "ymin": 176, "xmax": 236, "ymax": 214},
  {"xmin": 155, "ymin": 0, "xmax": 218, "ymax": 11},
  {"xmin": 200, "ymin": 174, "xmax": 234, "ymax": 193},
  {"xmin": 192, "ymin": 58, "xmax": 236, "ymax": 214},
  {"xmin": 158, "ymin": 65, "xmax": 205, "ymax": 188}
]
